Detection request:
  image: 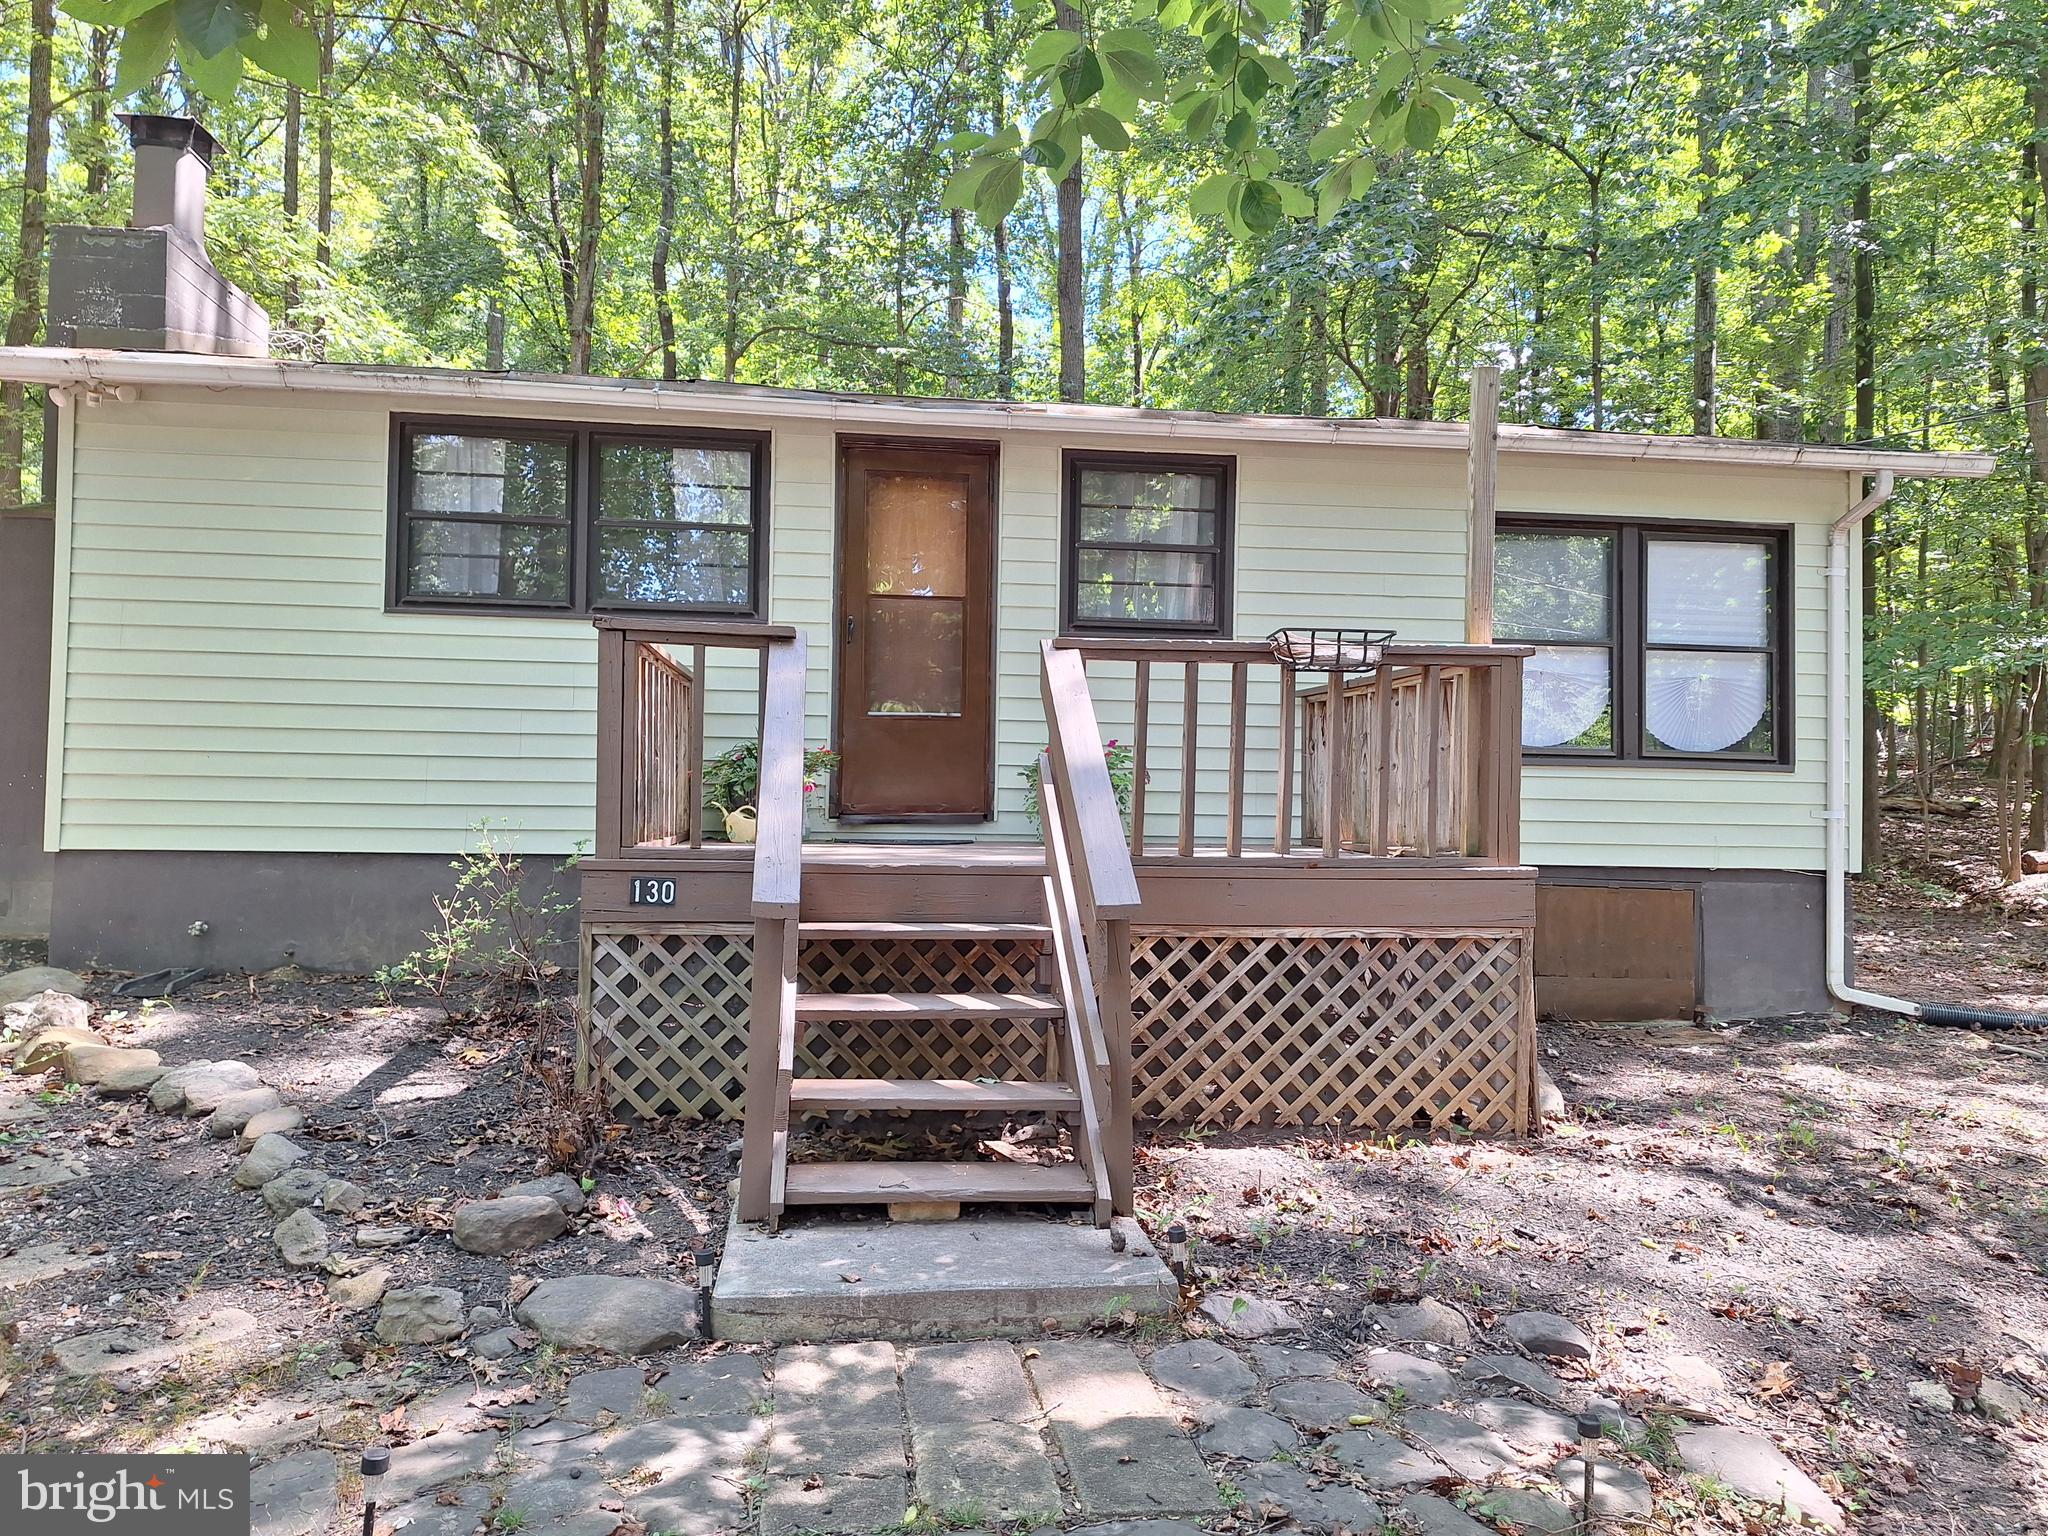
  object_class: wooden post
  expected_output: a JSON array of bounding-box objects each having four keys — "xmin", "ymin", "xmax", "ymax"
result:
[
  {"xmin": 594, "ymin": 626, "xmax": 626, "ymax": 860},
  {"xmin": 1466, "ymin": 365, "xmax": 1501, "ymax": 645},
  {"xmin": 1099, "ymin": 915, "xmax": 1136, "ymax": 1215}
]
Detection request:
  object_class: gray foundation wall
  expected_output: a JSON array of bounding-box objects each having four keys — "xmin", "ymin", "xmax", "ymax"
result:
[
  {"xmin": 49, "ymin": 850, "xmax": 579, "ymax": 975},
  {"xmin": 1538, "ymin": 865, "xmax": 1837, "ymax": 1021},
  {"xmin": 51, "ymin": 848, "xmax": 1839, "ymax": 1021},
  {"xmin": 0, "ymin": 510, "xmax": 54, "ymax": 938}
]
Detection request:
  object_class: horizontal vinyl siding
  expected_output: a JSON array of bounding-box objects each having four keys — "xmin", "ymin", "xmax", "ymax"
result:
[{"xmin": 55, "ymin": 387, "xmax": 1845, "ymax": 870}]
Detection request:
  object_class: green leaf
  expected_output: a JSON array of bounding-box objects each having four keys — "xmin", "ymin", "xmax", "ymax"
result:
[
  {"xmin": 1235, "ymin": 54, "xmax": 1270, "ymax": 103},
  {"xmin": 1315, "ymin": 155, "xmax": 1375, "ymax": 223},
  {"xmin": 58, "ymin": 0, "xmax": 168, "ymax": 24},
  {"xmin": 175, "ymin": 33, "xmax": 244, "ymax": 97},
  {"xmin": 1203, "ymin": 28, "xmax": 1240, "ymax": 73},
  {"xmin": 1077, "ymin": 108, "xmax": 1131, "ymax": 150},
  {"xmin": 241, "ymin": 0, "xmax": 317, "ymax": 85},
  {"xmin": 1310, "ymin": 98, "xmax": 1371, "ymax": 162},
  {"xmin": 941, "ymin": 157, "xmax": 995, "ymax": 211},
  {"xmin": 1101, "ymin": 29, "xmax": 1165, "ymax": 97},
  {"xmin": 1021, "ymin": 27, "xmax": 1083, "ymax": 72},
  {"xmin": 1157, "ymin": 0, "xmax": 1193, "ymax": 27},
  {"xmin": 173, "ymin": 0, "xmax": 258, "ymax": 60},
  {"xmin": 944, "ymin": 129, "xmax": 993, "ymax": 153},
  {"xmin": 112, "ymin": 2, "xmax": 175, "ymax": 94},
  {"xmin": 1096, "ymin": 79, "xmax": 1140, "ymax": 120},
  {"xmin": 1181, "ymin": 93, "xmax": 1219, "ymax": 140},
  {"xmin": 1405, "ymin": 100, "xmax": 1442, "ymax": 149},
  {"xmin": 1227, "ymin": 177, "xmax": 1282, "ymax": 235},
  {"xmin": 1222, "ymin": 108, "xmax": 1256, "ymax": 152},
  {"xmin": 973, "ymin": 156, "xmax": 1025, "ymax": 229},
  {"xmin": 1189, "ymin": 171, "xmax": 1233, "ymax": 217},
  {"xmin": 1057, "ymin": 46, "xmax": 1104, "ymax": 104},
  {"xmin": 1275, "ymin": 179, "xmax": 1314, "ymax": 218}
]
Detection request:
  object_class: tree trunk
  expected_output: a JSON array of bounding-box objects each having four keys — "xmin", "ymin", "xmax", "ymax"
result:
[
  {"xmin": 83, "ymin": 27, "xmax": 115, "ymax": 209},
  {"xmin": 282, "ymin": 83, "xmax": 303, "ymax": 318},
  {"xmin": 566, "ymin": 0, "xmax": 609, "ymax": 375},
  {"xmin": 2023, "ymin": 82, "xmax": 2048, "ymax": 845},
  {"xmin": 984, "ymin": 0, "xmax": 1015, "ymax": 399},
  {"xmin": 653, "ymin": 0, "xmax": 679, "ymax": 380},
  {"xmin": 0, "ymin": 0, "xmax": 55, "ymax": 508},
  {"xmin": 946, "ymin": 208, "xmax": 967, "ymax": 396},
  {"xmin": 1691, "ymin": 49, "xmax": 1721, "ymax": 436},
  {"xmin": 1855, "ymin": 40, "xmax": 1884, "ymax": 869},
  {"xmin": 720, "ymin": 0, "xmax": 747, "ymax": 382},
  {"xmin": 1052, "ymin": 0, "xmax": 1086, "ymax": 403},
  {"xmin": 1586, "ymin": 173, "xmax": 1604, "ymax": 431},
  {"xmin": 316, "ymin": 13, "xmax": 335, "ymax": 278}
]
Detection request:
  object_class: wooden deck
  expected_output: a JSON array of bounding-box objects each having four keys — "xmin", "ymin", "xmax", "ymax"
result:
[{"xmin": 577, "ymin": 621, "xmax": 1539, "ymax": 1227}]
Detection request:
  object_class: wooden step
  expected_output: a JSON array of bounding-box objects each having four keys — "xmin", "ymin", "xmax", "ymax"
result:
[
  {"xmin": 782, "ymin": 1159, "xmax": 1095, "ymax": 1206},
  {"xmin": 797, "ymin": 921, "xmax": 1051, "ymax": 941},
  {"xmin": 787, "ymin": 1078, "xmax": 1080, "ymax": 1114},
  {"xmin": 793, "ymin": 991, "xmax": 1063, "ymax": 1021}
]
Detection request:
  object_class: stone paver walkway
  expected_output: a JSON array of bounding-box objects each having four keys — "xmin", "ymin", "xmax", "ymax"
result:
[{"xmin": 236, "ymin": 1307, "xmax": 1713, "ymax": 1536}]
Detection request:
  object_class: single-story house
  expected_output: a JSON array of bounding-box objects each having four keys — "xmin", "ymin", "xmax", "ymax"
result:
[{"xmin": 0, "ymin": 120, "xmax": 1996, "ymax": 1209}]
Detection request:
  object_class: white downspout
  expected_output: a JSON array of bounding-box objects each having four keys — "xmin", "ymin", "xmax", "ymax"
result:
[{"xmin": 1825, "ymin": 469, "xmax": 1918, "ymax": 1016}]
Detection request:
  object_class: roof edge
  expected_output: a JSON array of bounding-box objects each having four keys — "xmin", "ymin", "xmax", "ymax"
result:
[{"xmin": 0, "ymin": 346, "xmax": 2000, "ymax": 480}]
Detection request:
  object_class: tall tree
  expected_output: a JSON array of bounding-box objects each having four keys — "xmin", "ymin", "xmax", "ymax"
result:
[{"xmin": 1, "ymin": 0, "xmax": 54, "ymax": 507}]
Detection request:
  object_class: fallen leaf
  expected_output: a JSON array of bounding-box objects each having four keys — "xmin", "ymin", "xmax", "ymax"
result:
[{"xmin": 1757, "ymin": 1361, "xmax": 1799, "ymax": 1400}]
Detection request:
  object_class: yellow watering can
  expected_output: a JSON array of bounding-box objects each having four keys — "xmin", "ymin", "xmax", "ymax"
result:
[{"xmin": 709, "ymin": 802, "xmax": 758, "ymax": 844}]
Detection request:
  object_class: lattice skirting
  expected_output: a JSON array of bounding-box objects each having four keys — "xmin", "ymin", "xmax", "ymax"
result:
[
  {"xmin": 581, "ymin": 924, "xmax": 1533, "ymax": 1132},
  {"xmin": 582, "ymin": 927, "xmax": 1053, "ymax": 1120},
  {"xmin": 1129, "ymin": 930, "xmax": 1533, "ymax": 1133}
]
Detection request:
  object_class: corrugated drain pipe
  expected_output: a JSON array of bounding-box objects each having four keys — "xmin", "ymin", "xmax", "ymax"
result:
[{"xmin": 1827, "ymin": 471, "xmax": 2048, "ymax": 1030}]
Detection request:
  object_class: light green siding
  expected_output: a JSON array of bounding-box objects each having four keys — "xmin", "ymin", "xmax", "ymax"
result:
[{"xmin": 48, "ymin": 385, "xmax": 1852, "ymax": 870}]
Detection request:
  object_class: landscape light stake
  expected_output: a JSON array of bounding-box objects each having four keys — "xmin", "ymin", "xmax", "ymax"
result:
[
  {"xmin": 360, "ymin": 1445, "xmax": 389, "ymax": 1536},
  {"xmin": 693, "ymin": 1247, "xmax": 718, "ymax": 1336},
  {"xmin": 1165, "ymin": 1221, "xmax": 1189, "ymax": 1282},
  {"xmin": 1575, "ymin": 1412, "xmax": 1600, "ymax": 1532}
]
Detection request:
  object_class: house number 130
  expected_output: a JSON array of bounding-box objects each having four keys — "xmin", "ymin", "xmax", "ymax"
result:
[{"xmin": 630, "ymin": 877, "xmax": 678, "ymax": 906}]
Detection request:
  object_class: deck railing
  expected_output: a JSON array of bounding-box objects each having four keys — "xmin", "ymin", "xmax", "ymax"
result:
[
  {"xmin": 1039, "ymin": 643, "xmax": 1144, "ymax": 1211},
  {"xmin": 593, "ymin": 618, "xmax": 803, "ymax": 862},
  {"xmin": 592, "ymin": 617, "xmax": 810, "ymax": 1219},
  {"xmin": 1047, "ymin": 636, "xmax": 1530, "ymax": 866}
]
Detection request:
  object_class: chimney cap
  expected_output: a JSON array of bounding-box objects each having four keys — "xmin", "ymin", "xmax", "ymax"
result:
[{"xmin": 117, "ymin": 113, "xmax": 220, "ymax": 170}]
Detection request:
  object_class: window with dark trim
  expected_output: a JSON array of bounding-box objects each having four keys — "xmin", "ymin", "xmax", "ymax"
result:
[
  {"xmin": 390, "ymin": 417, "xmax": 768, "ymax": 616},
  {"xmin": 1062, "ymin": 450, "xmax": 1233, "ymax": 635},
  {"xmin": 1494, "ymin": 517, "xmax": 1792, "ymax": 766}
]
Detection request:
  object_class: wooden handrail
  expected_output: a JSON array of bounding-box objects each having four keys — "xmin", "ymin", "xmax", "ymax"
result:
[
  {"xmin": 594, "ymin": 616, "xmax": 797, "ymax": 644},
  {"xmin": 1039, "ymin": 641, "xmax": 1143, "ymax": 916},
  {"xmin": 1038, "ymin": 754, "xmax": 1128, "ymax": 1217},
  {"xmin": 1037, "ymin": 761, "xmax": 1116, "ymax": 1221},
  {"xmin": 750, "ymin": 633, "xmax": 808, "ymax": 919}
]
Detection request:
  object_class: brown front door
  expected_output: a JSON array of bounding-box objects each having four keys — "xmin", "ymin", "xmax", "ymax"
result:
[{"xmin": 834, "ymin": 443, "xmax": 996, "ymax": 820}]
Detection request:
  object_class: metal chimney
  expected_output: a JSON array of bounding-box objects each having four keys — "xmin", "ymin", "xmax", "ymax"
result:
[{"xmin": 121, "ymin": 113, "xmax": 219, "ymax": 244}]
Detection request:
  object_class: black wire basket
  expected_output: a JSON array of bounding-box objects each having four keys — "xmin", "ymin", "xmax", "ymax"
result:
[{"xmin": 1267, "ymin": 627, "xmax": 1397, "ymax": 673}]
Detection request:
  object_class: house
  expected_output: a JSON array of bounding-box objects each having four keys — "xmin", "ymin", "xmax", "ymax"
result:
[{"xmin": 0, "ymin": 118, "xmax": 1994, "ymax": 1220}]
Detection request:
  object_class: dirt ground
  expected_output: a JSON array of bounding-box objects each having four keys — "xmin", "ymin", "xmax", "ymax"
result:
[{"xmin": 1, "ymin": 804, "xmax": 2045, "ymax": 1534}]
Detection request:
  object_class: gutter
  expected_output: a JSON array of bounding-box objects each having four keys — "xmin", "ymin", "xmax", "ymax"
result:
[
  {"xmin": 8, "ymin": 345, "xmax": 2000, "ymax": 479},
  {"xmin": 1826, "ymin": 472, "xmax": 2048, "ymax": 1029}
]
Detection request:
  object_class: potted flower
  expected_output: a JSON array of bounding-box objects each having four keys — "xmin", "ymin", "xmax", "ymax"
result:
[
  {"xmin": 702, "ymin": 740, "xmax": 840, "ymax": 841},
  {"xmin": 1020, "ymin": 739, "xmax": 1140, "ymax": 829}
]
